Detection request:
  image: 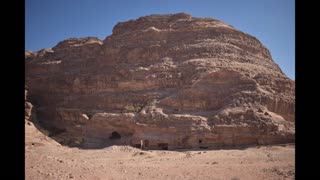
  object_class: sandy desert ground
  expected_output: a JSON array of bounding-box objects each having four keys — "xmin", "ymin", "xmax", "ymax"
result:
[{"xmin": 25, "ymin": 121, "xmax": 295, "ymax": 180}]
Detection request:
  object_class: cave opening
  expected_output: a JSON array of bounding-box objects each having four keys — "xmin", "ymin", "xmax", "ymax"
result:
[
  {"xmin": 109, "ymin": 131, "xmax": 121, "ymax": 139},
  {"xmin": 133, "ymin": 144, "xmax": 141, "ymax": 148},
  {"xmin": 158, "ymin": 143, "xmax": 169, "ymax": 150}
]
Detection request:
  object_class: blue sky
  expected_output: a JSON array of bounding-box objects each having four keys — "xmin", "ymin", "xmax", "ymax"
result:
[{"xmin": 26, "ymin": 0, "xmax": 295, "ymax": 79}]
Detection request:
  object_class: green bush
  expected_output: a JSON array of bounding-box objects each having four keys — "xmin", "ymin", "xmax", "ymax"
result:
[{"xmin": 124, "ymin": 105, "xmax": 143, "ymax": 113}]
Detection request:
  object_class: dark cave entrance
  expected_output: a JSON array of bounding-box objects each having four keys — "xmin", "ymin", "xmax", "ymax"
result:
[
  {"xmin": 109, "ymin": 131, "xmax": 121, "ymax": 139},
  {"xmin": 133, "ymin": 144, "xmax": 141, "ymax": 148},
  {"xmin": 158, "ymin": 143, "xmax": 169, "ymax": 150},
  {"xmin": 143, "ymin": 140, "xmax": 149, "ymax": 148},
  {"xmin": 198, "ymin": 139, "xmax": 208, "ymax": 149}
]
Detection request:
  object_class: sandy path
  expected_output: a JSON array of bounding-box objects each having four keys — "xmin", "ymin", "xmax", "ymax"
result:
[{"xmin": 25, "ymin": 122, "xmax": 294, "ymax": 180}]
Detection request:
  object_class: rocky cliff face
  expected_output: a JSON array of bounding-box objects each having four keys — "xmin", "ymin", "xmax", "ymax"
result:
[{"xmin": 25, "ymin": 13, "xmax": 294, "ymax": 149}]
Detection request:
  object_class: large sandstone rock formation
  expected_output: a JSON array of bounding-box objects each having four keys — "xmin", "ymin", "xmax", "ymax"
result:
[
  {"xmin": 25, "ymin": 88, "xmax": 61, "ymax": 148},
  {"xmin": 25, "ymin": 13, "xmax": 294, "ymax": 149}
]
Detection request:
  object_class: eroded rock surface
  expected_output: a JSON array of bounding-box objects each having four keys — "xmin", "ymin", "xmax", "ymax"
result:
[
  {"xmin": 25, "ymin": 88, "xmax": 61, "ymax": 148},
  {"xmin": 25, "ymin": 13, "xmax": 294, "ymax": 149}
]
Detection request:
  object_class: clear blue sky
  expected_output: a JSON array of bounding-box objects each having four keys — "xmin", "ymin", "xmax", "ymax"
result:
[{"xmin": 26, "ymin": 0, "xmax": 295, "ymax": 79}]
